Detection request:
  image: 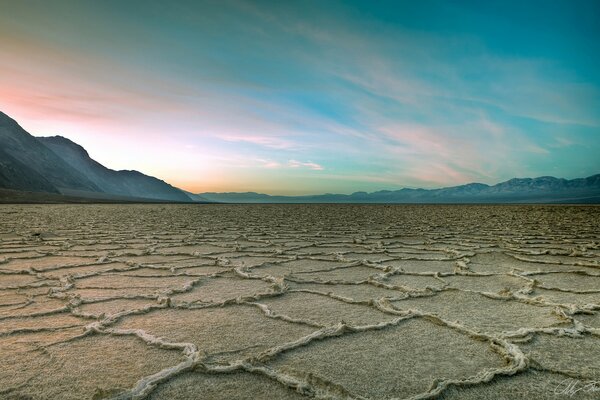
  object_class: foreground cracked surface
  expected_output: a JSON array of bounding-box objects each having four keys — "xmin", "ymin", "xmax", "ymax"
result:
[{"xmin": 0, "ymin": 204, "xmax": 599, "ymax": 400}]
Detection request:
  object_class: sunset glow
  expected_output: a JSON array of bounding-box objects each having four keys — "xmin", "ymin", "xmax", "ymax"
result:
[{"xmin": 1, "ymin": 0, "xmax": 599, "ymax": 194}]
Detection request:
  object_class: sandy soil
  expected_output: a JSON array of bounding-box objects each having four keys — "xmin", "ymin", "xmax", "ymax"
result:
[{"xmin": 0, "ymin": 204, "xmax": 599, "ymax": 400}]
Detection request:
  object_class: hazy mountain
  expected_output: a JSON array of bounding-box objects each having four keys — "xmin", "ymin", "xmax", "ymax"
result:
[
  {"xmin": 183, "ymin": 191, "xmax": 211, "ymax": 202},
  {"xmin": 0, "ymin": 112, "xmax": 101, "ymax": 193},
  {"xmin": 39, "ymin": 136, "xmax": 192, "ymax": 202},
  {"xmin": 0, "ymin": 111, "xmax": 192, "ymax": 202},
  {"xmin": 198, "ymin": 175, "xmax": 600, "ymax": 204}
]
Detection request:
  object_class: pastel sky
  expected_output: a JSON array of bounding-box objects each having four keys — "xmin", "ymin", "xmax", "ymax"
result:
[{"xmin": 1, "ymin": 0, "xmax": 599, "ymax": 195}]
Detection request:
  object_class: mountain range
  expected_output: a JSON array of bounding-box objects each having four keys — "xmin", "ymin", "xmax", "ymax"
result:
[
  {"xmin": 0, "ymin": 110, "xmax": 598, "ymax": 204},
  {"xmin": 195, "ymin": 173, "xmax": 600, "ymax": 204},
  {"xmin": 0, "ymin": 111, "xmax": 193, "ymax": 202}
]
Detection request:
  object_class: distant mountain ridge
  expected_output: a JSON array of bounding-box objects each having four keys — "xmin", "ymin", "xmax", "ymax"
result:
[
  {"xmin": 1, "ymin": 110, "xmax": 598, "ymax": 204},
  {"xmin": 196, "ymin": 174, "xmax": 600, "ymax": 203},
  {"xmin": 0, "ymin": 111, "xmax": 192, "ymax": 202}
]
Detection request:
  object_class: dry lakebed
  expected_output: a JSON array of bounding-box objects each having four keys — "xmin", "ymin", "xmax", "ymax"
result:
[{"xmin": 0, "ymin": 204, "xmax": 599, "ymax": 399}]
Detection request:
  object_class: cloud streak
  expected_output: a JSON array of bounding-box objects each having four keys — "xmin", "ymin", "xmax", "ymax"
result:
[{"xmin": 288, "ymin": 160, "xmax": 324, "ymax": 171}]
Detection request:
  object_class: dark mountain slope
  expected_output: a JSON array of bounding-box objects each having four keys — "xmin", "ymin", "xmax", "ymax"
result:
[
  {"xmin": 38, "ymin": 136, "xmax": 191, "ymax": 202},
  {"xmin": 0, "ymin": 111, "xmax": 192, "ymax": 202},
  {"xmin": 0, "ymin": 148, "xmax": 57, "ymax": 193},
  {"xmin": 0, "ymin": 111, "xmax": 101, "ymax": 193}
]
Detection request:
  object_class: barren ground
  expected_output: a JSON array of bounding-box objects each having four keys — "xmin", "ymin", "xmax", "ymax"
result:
[{"xmin": 0, "ymin": 204, "xmax": 599, "ymax": 400}]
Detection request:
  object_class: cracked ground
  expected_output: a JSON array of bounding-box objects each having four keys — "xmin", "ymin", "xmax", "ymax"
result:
[{"xmin": 0, "ymin": 204, "xmax": 599, "ymax": 400}]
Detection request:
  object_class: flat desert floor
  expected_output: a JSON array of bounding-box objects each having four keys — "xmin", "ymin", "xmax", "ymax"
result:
[{"xmin": 0, "ymin": 204, "xmax": 599, "ymax": 400}]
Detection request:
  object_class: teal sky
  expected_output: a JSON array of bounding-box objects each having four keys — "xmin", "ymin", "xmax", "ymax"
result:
[{"xmin": 1, "ymin": 0, "xmax": 599, "ymax": 194}]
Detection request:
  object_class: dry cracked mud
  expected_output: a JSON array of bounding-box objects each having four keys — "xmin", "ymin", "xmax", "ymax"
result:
[{"xmin": 0, "ymin": 204, "xmax": 599, "ymax": 399}]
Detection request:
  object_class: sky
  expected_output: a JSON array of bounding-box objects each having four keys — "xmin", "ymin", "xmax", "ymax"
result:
[{"xmin": 1, "ymin": 0, "xmax": 599, "ymax": 195}]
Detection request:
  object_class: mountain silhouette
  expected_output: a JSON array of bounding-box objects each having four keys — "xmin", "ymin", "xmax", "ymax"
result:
[
  {"xmin": 197, "ymin": 175, "xmax": 600, "ymax": 203},
  {"xmin": 0, "ymin": 111, "xmax": 192, "ymax": 202}
]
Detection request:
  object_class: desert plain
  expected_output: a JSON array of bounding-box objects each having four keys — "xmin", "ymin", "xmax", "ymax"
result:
[{"xmin": 0, "ymin": 204, "xmax": 599, "ymax": 400}]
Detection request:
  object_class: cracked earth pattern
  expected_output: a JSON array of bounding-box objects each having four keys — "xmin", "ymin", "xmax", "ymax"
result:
[{"xmin": 0, "ymin": 204, "xmax": 599, "ymax": 400}]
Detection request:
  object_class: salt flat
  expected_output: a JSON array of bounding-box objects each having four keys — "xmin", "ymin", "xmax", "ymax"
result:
[{"xmin": 0, "ymin": 204, "xmax": 599, "ymax": 400}]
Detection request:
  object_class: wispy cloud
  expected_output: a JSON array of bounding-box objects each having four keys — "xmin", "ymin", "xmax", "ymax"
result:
[
  {"xmin": 288, "ymin": 160, "xmax": 324, "ymax": 170},
  {"xmin": 254, "ymin": 158, "xmax": 281, "ymax": 169},
  {"xmin": 216, "ymin": 134, "xmax": 298, "ymax": 150}
]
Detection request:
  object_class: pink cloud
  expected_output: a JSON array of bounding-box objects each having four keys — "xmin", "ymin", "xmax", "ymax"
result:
[{"xmin": 254, "ymin": 159, "xmax": 282, "ymax": 168}]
